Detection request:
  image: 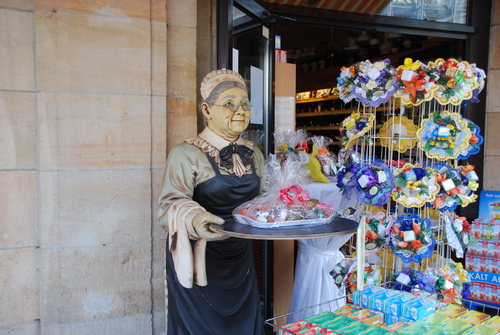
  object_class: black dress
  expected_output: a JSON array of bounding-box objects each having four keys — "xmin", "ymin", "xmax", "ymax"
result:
[{"xmin": 166, "ymin": 152, "xmax": 264, "ymax": 335}]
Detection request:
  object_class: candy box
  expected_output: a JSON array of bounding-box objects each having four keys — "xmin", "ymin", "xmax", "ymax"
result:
[
  {"xmin": 379, "ymin": 321, "xmax": 411, "ymax": 332},
  {"xmin": 358, "ymin": 326, "xmax": 394, "ymax": 334},
  {"xmin": 348, "ymin": 309, "xmax": 384, "ymax": 326},
  {"xmin": 436, "ymin": 318, "xmax": 472, "ymax": 334},
  {"xmin": 462, "ymin": 323, "xmax": 499, "ymax": 335},
  {"xmin": 415, "ymin": 312, "xmax": 451, "ymax": 327},
  {"xmin": 321, "ymin": 315, "xmax": 357, "ymax": 330},
  {"xmin": 402, "ymin": 296, "xmax": 435, "ymax": 321},
  {"xmin": 281, "ymin": 320, "xmax": 318, "ymax": 333},
  {"xmin": 305, "ymin": 311, "xmax": 338, "ymax": 324},
  {"xmin": 435, "ymin": 304, "xmax": 468, "ymax": 318},
  {"xmin": 339, "ymin": 322, "xmax": 371, "ymax": 335},
  {"xmin": 383, "ymin": 313, "xmax": 399, "ymax": 325},
  {"xmin": 457, "ymin": 310, "xmax": 491, "ymax": 325},
  {"xmin": 367, "ymin": 289, "xmax": 402, "ymax": 312},
  {"xmin": 332, "ymin": 304, "xmax": 363, "ymax": 316},
  {"xmin": 296, "ymin": 326, "xmax": 336, "ymax": 335},
  {"xmin": 353, "ymin": 286, "xmax": 385, "ymax": 308},
  {"xmin": 382, "ymin": 293, "xmax": 417, "ymax": 318},
  {"xmin": 483, "ymin": 315, "xmax": 500, "ymax": 330},
  {"xmin": 395, "ymin": 322, "xmax": 434, "ymax": 335}
]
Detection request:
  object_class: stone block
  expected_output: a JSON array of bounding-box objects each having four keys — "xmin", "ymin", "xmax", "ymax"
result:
[
  {"xmin": 36, "ymin": 10, "xmax": 151, "ymax": 94},
  {"xmin": 0, "ymin": 91, "xmax": 36, "ymax": 169},
  {"xmin": 490, "ymin": 25, "xmax": 500, "ymax": 70},
  {"xmin": 41, "ymin": 243, "xmax": 151, "ymax": 324},
  {"xmin": 152, "ymin": 168, "xmax": 167, "ymax": 240},
  {"xmin": 485, "ymin": 112, "xmax": 500, "ymax": 155},
  {"xmin": 0, "ymin": 8, "xmax": 34, "ymax": 91},
  {"xmin": 152, "ymin": 20, "xmax": 167, "ymax": 96},
  {"xmin": 0, "ymin": 0, "xmax": 32, "ymax": 10},
  {"xmin": 0, "ymin": 322, "xmax": 39, "ymax": 335},
  {"xmin": 167, "ymin": 26, "xmax": 196, "ymax": 98},
  {"xmin": 486, "ymin": 69, "xmax": 500, "ymax": 112},
  {"xmin": 0, "ymin": 248, "xmax": 40, "ymax": 325},
  {"xmin": 152, "ymin": 240, "xmax": 166, "ymax": 312},
  {"xmin": 41, "ymin": 313, "xmax": 152, "ymax": 335},
  {"xmin": 152, "ymin": 97, "xmax": 167, "ymax": 169},
  {"xmin": 0, "ymin": 171, "xmax": 37, "ymax": 248},
  {"xmin": 38, "ymin": 92, "xmax": 152, "ymax": 170},
  {"xmin": 36, "ymin": 0, "xmax": 151, "ymax": 20},
  {"xmin": 40, "ymin": 169, "xmax": 151, "ymax": 248},
  {"xmin": 484, "ymin": 155, "xmax": 500, "ymax": 190},
  {"xmin": 166, "ymin": 0, "xmax": 196, "ymax": 27},
  {"xmin": 152, "ymin": 0, "xmax": 166, "ymax": 22},
  {"xmin": 166, "ymin": 97, "xmax": 197, "ymax": 149}
]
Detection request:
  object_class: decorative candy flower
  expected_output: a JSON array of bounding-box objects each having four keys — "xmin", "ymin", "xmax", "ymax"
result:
[
  {"xmin": 338, "ymin": 112, "xmax": 375, "ymax": 150},
  {"xmin": 329, "ymin": 258, "xmax": 355, "ymax": 287},
  {"xmin": 462, "ymin": 63, "xmax": 487, "ymax": 108},
  {"xmin": 427, "ymin": 162, "xmax": 477, "ymax": 212},
  {"xmin": 336, "ymin": 162, "xmax": 362, "ymax": 201},
  {"xmin": 443, "ymin": 212, "xmax": 477, "ymax": 259},
  {"xmin": 428, "ymin": 58, "xmax": 478, "ymax": 106},
  {"xmin": 389, "ymin": 214, "xmax": 435, "ymax": 263},
  {"xmin": 417, "ymin": 110, "xmax": 471, "ymax": 161},
  {"xmin": 364, "ymin": 212, "xmax": 394, "ymax": 255},
  {"xmin": 378, "ymin": 115, "xmax": 419, "ymax": 153},
  {"xmin": 392, "ymin": 163, "xmax": 439, "ymax": 208},
  {"xmin": 394, "ymin": 58, "xmax": 439, "ymax": 106},
  {"xmin": 337, "ymin": 59, "xmax": 398, "ymax": 107},
  {"xmin": 457, "ymin": 119, "xmax": 484, "ymax": 160},
  {"xmin": 352, "ymin": 160, "xmax": 394, "ymax": 207}
]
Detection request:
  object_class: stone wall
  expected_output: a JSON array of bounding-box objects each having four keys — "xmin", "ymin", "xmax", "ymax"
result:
[{"xmin": 0, "ymin": 0, "xmax": 170, "ymax": 333}]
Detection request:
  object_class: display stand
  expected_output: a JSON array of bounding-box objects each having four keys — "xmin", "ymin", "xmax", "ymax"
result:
[{"xmin": 268, "ymin": 56, "xmax": 488, "ymax": 332}]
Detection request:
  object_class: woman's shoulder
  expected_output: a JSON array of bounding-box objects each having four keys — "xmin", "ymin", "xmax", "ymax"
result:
[{"xmin": 168, "ymin": 141, "xmax": 205, "ymax": 160}]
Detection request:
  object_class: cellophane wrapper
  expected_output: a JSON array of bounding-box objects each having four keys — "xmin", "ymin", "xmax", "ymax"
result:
[
  {"xmin": 232, "ymin": 154, "xmax": 335, "ymax": 228},
  {"xmin": 311, "ymin": 135, "xmax": 339, "ymax": 176}
]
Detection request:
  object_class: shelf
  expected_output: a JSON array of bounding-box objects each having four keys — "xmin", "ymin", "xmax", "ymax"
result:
[
  {"xmin": 298, "ymin": 125, "xmax": 341, "ymax": 131},
  {"xmin": 296, "ymin": 94, "xmax": 339, "ymax": 104},
  {"xmin": 296, "ymin": 106, "xmax": 393, "ymax": 118},
  {"xmin": 296, "ymin": 110, "xmax": 354, "ymax": 117}
]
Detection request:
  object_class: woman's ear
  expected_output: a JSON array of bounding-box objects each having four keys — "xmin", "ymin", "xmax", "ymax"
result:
[{"xmin": 201, "ymin": 103, "xmax": 211, "ymax": 119}]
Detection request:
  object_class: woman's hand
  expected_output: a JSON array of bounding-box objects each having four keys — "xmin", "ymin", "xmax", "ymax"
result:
[{"xmin": 191, "ymin": 212, "xmax": 228, "ymax": 241}]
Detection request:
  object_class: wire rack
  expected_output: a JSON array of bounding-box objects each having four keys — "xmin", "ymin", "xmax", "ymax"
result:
[{"xmin": 265, "ymin": 282, "xmax": 500, "ymax": 334}]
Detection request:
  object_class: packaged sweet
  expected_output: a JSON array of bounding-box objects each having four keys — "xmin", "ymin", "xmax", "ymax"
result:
[
  {"xmin": 415, "ymin": 312, "xmax": 450, "ymax": 327},
  {"xmin": 338, "ymin": 322, "xmax": 371, "ymax": 335},
  {"xmin": 305, "ymin": 311, "xmax": 339, "ymax": 325},
  {"xmin": 281, "ymin": 320, "xmax": 318, "ymax": 333},
  {"xmin": 311, "ymin": 135, "xmax": 339, "ymax": 177},
  {"xmin": 483, "ymin": 315, "xmax": 500, "ymax": 330},
  {"xmin": 348, "ymin": 309, "xmax": 384, "ymax": 326},
  {"xmin": 435, "ymin": 304, "xmax": 468, "ymax": 318},
  {"xmin": 436, "ymin": 318, "xmax": 472, "ymax": 334},
  {"xmin": 332, "ymin": 303, "xmax": 363, "ymax": 316},
  {"xmin": 462, "ymin": 323, "xmax": 499, "ymax": 335},
  {"xmin": 296, "ymin": 326, "xmax": 336, "ymax": 335},
  {"xmin": 359, "ymin": 326, "xmax": 394, "ymax": 335},
  {"xmin": 233, "ymin": 154, "xmax": 335, "ymax": 228},
  {"xmin": 379, "ymin": 320, "xmax": 411, "ymax": 332},
  {"xmin": 457, "ymin": 310, "xmax": 491, "ymax": 325}
]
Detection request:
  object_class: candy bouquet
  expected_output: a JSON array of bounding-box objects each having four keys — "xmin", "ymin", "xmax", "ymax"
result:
[{"xmin": 233, "ymin": 154, "xmax": 335, "ymax": 228}]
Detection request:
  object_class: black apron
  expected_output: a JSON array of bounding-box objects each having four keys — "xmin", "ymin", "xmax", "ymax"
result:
[{"xmin": 166, "ymin": 152, "xmax": 264, "ymax": 335}]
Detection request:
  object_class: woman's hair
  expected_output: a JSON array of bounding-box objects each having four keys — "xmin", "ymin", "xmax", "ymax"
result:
[{"xmin": 199, "ymin": 81, "xmax": 248, "ymax": 125}]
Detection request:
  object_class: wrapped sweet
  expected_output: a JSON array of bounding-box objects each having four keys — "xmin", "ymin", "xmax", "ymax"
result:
[{"xmin": 233, "ymin": 154, "xmax": 335, "ymax": 228}]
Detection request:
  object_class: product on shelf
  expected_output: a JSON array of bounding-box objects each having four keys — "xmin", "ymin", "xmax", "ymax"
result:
[
  {"xmin": 436, "ymin": 317, "xmax": 472, "ymax": 334},
  {"xmin": 435, "ymin": 304, "xmax": 469, "ymax": 318},
  {"xmin": 457, "ymin": 310, "xmax": 491, "ymax": 325}
]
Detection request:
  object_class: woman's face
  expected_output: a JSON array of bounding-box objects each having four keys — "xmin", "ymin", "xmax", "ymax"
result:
[{"xmin": 203, "ymin": 87, "xmax": 251, "ymax": 141}]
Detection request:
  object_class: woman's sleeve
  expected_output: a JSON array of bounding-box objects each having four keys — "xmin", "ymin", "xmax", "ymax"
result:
[
  {"xmin": 158, "ymin": 144, "xmax": 207, "ymax": 288},
  {"xmin": 158, "ymin": 144, "xmax": 205, "ymax": 233}
]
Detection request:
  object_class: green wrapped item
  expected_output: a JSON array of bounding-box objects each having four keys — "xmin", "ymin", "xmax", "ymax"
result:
[
  {"xmin": 304, "ymin": 311, "xmax": 338, "ymax": 325},
  {"xmin": 322, "ymin": 315, "xmax": 357, "ymax": 330},
  {"xmin": 416, "ymin": 312, "xmax": 451, "ymax": 327},
  {"xmin": 340, "ymin": 322, "xmax": 371, "ymax": 335},
  {"xmin": 461, "ymin": 323, "xmax": 499, "ymax": 335},
  {"xmin": 436, "ymin": 318, "xmax": 472, "ymax": 334},
  {"xmin": 359, "ymin": 325, "xmax": 395, "ymax": 334},
  {"xmin": 396, "ymin": 322, "xmax": 431, "ymax": 335}
]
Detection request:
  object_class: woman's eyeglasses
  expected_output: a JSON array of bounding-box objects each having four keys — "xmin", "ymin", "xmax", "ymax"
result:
[{"xmin": 212, "ymin": 100, "xmax": 251, "ymax": 112}]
